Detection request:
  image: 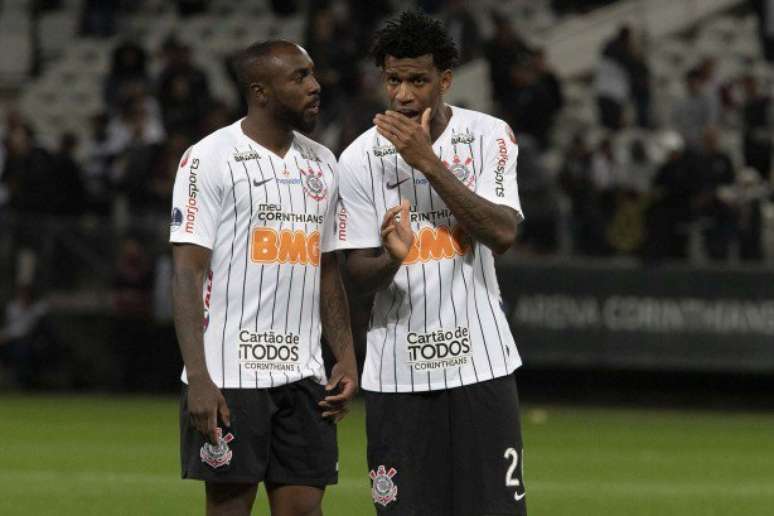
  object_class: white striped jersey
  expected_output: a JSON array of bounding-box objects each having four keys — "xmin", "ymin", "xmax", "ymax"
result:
[
  {"xmin": 169, "ymin": 118, "xmax": 339, "ymax": 389},
  {"xmin": 335, "ymin": 105, "xmax": 524, "ymax": 392}
]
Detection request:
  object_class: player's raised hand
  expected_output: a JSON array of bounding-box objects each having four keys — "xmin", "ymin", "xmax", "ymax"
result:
[
  {"xmin": 187, "ymin": 375, "xmax": 231, "ymax": 445},
  {"xmin": 320, "ymin": 361, "xmax": 359, "ymax": 422},
  {"xmin": 374, "ymin": 108, "xmax": 437, "ymax": 171},
  {"xmin": 381, "ymin": 199, "xmax": 414, "ymax": 263}
]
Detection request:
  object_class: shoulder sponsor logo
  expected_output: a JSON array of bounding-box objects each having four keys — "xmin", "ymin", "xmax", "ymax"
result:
[
  {"xmin": 170, "ymin": 207, "xmax": 183, "ymax": 232},
  {"xmin": 200, "ymin": 427, "xmax": 235, "ymax": 469},
  {"xmin": 337, "ymin": 205, "xmax": 348, "ymax": 241},
  {"xmin": 184, "ymin": 158, "xmax": 201, "ymax": 233},
  {"xmin": 451, "ymin": 132, "xmax": 475, "ymax": 145},
  {"xmin": 301, "ymin": 167, "xmax": 327, "ymax": 201},
  {"xmin": 373, "ymin": 144, "xmax": 397, "ymax": 157},
  {"xmin": 495, "ymin": 138, "xmax": 507, "ymax": 198},
  {"xmin": 370, "ymin": 465, "xmax": 398, "ymax": 507},
  {"xmin": 407, "ymin": 326, "xmax": 472, "ymax": 371},
  {"xmin": 443, "ymin": 155, "xmax": 475, "ymax": 188},
  {"xmin": 233, "ymin": 150, "xmax": 260, "ymax": 162}
]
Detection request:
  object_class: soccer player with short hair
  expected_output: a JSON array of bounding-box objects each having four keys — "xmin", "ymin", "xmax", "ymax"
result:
[
  {"xmin": 335, "ymin": 12, "xmax": 527, "ymax": 515},
  {"xmin": 170, "ymin": 40, "xmax": 357, "ymax": 516}
]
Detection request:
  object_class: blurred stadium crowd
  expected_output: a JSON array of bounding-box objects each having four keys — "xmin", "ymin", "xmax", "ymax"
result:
[{"xmin": 1, "ymin": 0, "xmax": 773, "ymax": 389}]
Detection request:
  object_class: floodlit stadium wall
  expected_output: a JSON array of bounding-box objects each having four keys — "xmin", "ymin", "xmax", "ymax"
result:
[{"xmin": 499, "ymin": 263, "xmax": 774, "ymax": 373}]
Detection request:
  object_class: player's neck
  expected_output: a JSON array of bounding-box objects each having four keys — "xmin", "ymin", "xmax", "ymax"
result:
[
  {"xmin": 429, "ymin": 104, "xmax": 452, "ymax": 142},
  {"xmin": 241, "ymin": 115, "xmax": 294, "ymax": 157}
]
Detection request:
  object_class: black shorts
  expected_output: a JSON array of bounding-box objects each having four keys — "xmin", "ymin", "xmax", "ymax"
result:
[
  {"xmin": 365, "ymin": 373, "xmax": 527, "ymax": 516},
  {"xmin": 180, "ymin": 378, "xmax": 338, "ymax": 487}
]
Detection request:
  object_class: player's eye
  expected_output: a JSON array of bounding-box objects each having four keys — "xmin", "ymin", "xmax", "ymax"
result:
[
  {"xmin": 387, "ymin": 77, "xmax": 400, "ymax": 86},
  {"xmin": 412, "ymin": 78, "xmax": 427, "ymax": 86}
]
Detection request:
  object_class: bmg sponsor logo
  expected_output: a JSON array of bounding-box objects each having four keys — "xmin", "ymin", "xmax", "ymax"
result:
[
  {"xmin": 494, "ymin": 138, "xmax": 507, "ymax": 198},
  {"xmin": 406, "ymin": 326, "xmax": 471, "ymax": 371},
  {"xmin": 238, "ymin": 330, "xmax": 300, "ymax": 372}
]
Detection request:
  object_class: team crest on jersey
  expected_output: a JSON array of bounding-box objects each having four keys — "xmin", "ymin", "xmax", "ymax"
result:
[
  {"xmin": 200, "ymin": 427, "xmax": 235, "ymax": 469},
  {"xmin": 443, "ymin": 155, "xmax": 475, "ymax": 188},
  {"xmin": 369, "ymin": 465, "xmax": 398, "ymax": 507},
  {"xmin": 301, "ymin": 167, "xmax": 327, "ymax": 201},
  {"xmin": 179, "ymin": 147, "xmax": 192, "ymax": 168}
]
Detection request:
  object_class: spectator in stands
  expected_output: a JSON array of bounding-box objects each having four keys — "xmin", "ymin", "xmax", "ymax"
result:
[
  {"xmin": 559, "ymin": 133, "xmax": 609, "ymax": 255},
  {"xmin": 529, "ymin": 47, "xmax": 564, "ymax": 148},
  {"xmin": 103, "ymin": 40, "xmax": 150, "ymax": 115},
  {"xmin": 741, "ymin": 73, "xmax": 772, "ymax": 181},
  {"xmin": 484, "ymin": 12, "xmax": 532, "ymax": 114},
  {"xmin": 2, "ymin": 124, "xmax": 58, "ymax": 217},
  {"xmin": 752, "ymin": 0, "xmax": 774, "ymax": 63},
  {"xmin": 691, "ymin": 126, "xmax": 736, "ymax": 260},
  {"xmin": 645, "ymin": 131, "xmax": 702, "ymax": 261},
  {"xmin": 335, "ymin": 69, "xmax": 386, "ymax": 155},
  {"xmin": 671, "ymin": 68, "xmax": 719, "ymax": 150},
  {"xmin": 594, "ymin": 52, "xmax": 628, "ymax": 130},
  {"xmin": 82, "ymin": 113, "xmax": 114, "ymax": 216},
  {"xmin": 157, "ymin": 36, "xmax": 211, "ymax": 139},
  {"xmin": 80, "ymin": 0, "xmax": 118, "ymax": 38},
  {"xmin": 443, "ymin": 0, "xmax": 482, "ymax": 65},
  {"xmin": 106, "ymin": 95, "xmax": 165, "ymax": 167},
  {"xmin": 724, "ymin": 167, "xmax": 766, "ymax": 261},
  {"xmin": 50, "ymin": 132, "xmax": 86, "ymax": 217}
]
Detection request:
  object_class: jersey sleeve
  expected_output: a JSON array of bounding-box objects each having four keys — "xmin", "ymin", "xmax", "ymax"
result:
[
  {"xmin": 476, "ymin": 121, "xmax": 524, "ymax": 221},
  {"xmin": 332, "ymin": 148, "xmax": 381, "ymax": 250},
  {"xmin": 169, "ymin": 143, "xmax": 224, "ymax": 249},
  {"xmin": 320, "ymin": 160, "xmax": 340, "ymax": 254}
]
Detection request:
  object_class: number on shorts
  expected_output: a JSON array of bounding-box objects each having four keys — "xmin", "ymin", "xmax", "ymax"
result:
[{"xmin": 504, "ymin": 447, "xmax": 526, "ymax": 501}]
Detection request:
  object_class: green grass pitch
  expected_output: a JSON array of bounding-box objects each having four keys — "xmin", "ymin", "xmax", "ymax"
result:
[{"xmin": 1, "ymin": 394, "xmax": 773, "ymax": 515}]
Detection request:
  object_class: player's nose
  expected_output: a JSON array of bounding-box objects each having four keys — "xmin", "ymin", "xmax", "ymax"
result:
[{"xmin": 394, "ymin": 82, "xmax": 413, "ymax": 103}]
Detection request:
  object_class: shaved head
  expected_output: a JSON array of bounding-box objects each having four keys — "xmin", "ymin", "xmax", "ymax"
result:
[{"xmin": 233, "ymin": 40, "xmax": 307, "ymax": 99}]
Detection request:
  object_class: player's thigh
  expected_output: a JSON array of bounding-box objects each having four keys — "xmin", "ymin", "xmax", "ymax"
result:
[
  {"xmin": 266, "ymin": 483, "xmax": 324, "ymax": 516},
  {"xmin": 205, "ymin": 481, "xmax": 258, "ymax": 516},
  {"xmin": 451, "ymin": 374, "xmax": 527, "ymax": 516},
  {"xmin": 266, "ymin": 379, "xmax": 338, "ymax": 487},
  {"xmin": 365, "ymin": 390, "xmax": 452, "ymax": 515},
  {"xmin": 180, "ymin": 386, "xmax": 273, "ymax": 483}
]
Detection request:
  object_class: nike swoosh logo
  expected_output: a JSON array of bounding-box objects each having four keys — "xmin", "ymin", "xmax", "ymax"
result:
[
  {"xmin": 252, "ymin": 178, "xmax": 274, "ymax": 187},
  {"xmin": 514, "ymin": 492, "xmax": 526, "ymax": 501},
  {"xmin": 386, "ymin": 178, "xmax": 409, "ymax": 189}
]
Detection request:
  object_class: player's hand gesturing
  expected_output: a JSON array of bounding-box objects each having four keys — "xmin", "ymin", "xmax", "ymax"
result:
[
  {"xmin": 381, "ymin": 199, "xmax": 414, "ymax": 263},
  {"xmin": 187, "ymin": 375, "xmax": 231, "ymax": 445},
  {"xmin": 320, "ymin": 361, "xmax": 359, "ymax": 423},
  {"xmin": 374, "ymin": 108, "xmax": 437, "ymax": 171}
]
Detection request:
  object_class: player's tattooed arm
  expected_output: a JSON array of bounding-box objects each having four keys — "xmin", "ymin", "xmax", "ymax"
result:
[
  {"xmin": 374, "ymin": 109, "xmax": 518, "ymax": 254},
  {"xmin": 345, "ymin": 200, "xmax": 413, "ymax": 293},
  {"xmin": 172, "ymin": 243, "xmax": 230, "ymax": 444},
  {"xmin": 319, "ymin": 252, "xmax": 359, "ymax": 422}
]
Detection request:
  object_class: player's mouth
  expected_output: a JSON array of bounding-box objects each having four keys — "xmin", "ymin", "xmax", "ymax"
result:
[
  {"xmin": 397, "ymin": 109, "xmax": 420, "ymax": 120},
  {"xmin": 305, "ymin": 98, "xmax": 320, "ymax": 115}
]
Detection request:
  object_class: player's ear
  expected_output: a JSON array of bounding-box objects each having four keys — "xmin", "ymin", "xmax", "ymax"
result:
[
  {"xmin": 439, "ymin": 69, "xmax": 452, "ymax": 95},
  {"xmin": 250, "ymin": 81, "xmax": 269, "ymax": 105}
]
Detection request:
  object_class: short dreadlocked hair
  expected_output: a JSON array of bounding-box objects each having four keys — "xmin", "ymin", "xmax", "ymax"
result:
[{"xmin": 370, "ymin": 11, "xmax": 459, "ymax": 71}]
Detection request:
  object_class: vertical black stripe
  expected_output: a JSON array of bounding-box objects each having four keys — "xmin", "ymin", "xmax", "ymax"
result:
[
  {"xmin": 378, "ymin": 287, "xmax": 399, "ymax": 392},
  {"xmin": 478, "ymin": 249, "xmax": 509, "ymax": 374},
  {"xmin": 293, "ymin": 156, "xmax": 311, "ymax": 381},
  {"xmin": 249, "ymin": 146, "xmax": 269, "ymax": 387},
  {"xmin": 221, "ymin": 164, "xmax": 239, "ymax": 387},
  {"xmin": 237, "ymin": 155, "xmax": 255, "ymax": 389},
  {"xmin": 470, "ymin": 244, "xmax": 495, "ymax": 377},
  {"xmin": 434, "ymin": 146, "xmax": 448, "ymax": 390},
  {"xmin": 267, "ymin": 156, "xmax": 284, "ymax": 388}
]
